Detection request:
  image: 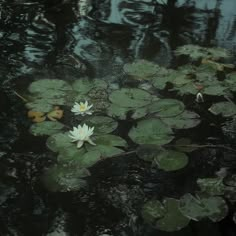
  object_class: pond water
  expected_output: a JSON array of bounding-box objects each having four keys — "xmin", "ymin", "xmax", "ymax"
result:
[{"xmin": 0, "ymin": 0, "xmax": 236, "ymax": 235}]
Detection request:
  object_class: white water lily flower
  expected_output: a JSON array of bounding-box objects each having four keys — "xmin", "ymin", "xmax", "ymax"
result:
[
  {"xmin": 195, "ymin": 92, "xmax": 204, "ymax": 103},
  {"xmin": 71, "ymin": 101, "xmax": 93, "ymax": 116},
  {"xmin": 69, "ymin": 124, "xmax": 96, "ymax": 148}
]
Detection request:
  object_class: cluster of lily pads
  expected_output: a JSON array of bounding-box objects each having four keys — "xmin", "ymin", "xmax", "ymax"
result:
[{"xmin": 24, "ymin": 44, "xmax": 236, "ymax": 231}]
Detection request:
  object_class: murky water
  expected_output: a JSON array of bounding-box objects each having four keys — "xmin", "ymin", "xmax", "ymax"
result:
[{"xmin": 0, "ymin": 0, "xmax": 236, "ymax": 235}]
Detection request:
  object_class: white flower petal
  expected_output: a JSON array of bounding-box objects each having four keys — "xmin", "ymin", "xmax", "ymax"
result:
[
  {"xmin": 88, "ymin": 138, "xmax": 96, "ymax": 146},
  {"xmin": 77, "ymin": 140, "xmax": 84, "ymax": 148}
]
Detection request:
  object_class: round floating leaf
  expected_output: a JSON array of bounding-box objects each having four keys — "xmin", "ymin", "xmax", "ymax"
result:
[
  {"xmin": 142, "ymin": 200, "xmax": 166, "ymax": 225},
  {"xmin": 197, "ymin": 177, "xmax": 225, "ymax": 196},
  {"xmin": 28, "ymin": 79, "xmax": 72, "ymax": 94},
  {"xmin": 46, "ymin": 132, "xmax": 73, "ymax": 152},
  {"xmin": 26, "ymin": 100, "xmax": 55, "ymax": 113},
  {"xmin": 162, "ymin": 110, "xmax": 200, "ymax": 129},
  {"xmin": 42, "ymin": 164, "xmax": 89, "ymax": 192},
  {"xmin": 136, "ymin": 145, "xmax": 164, "ymax": 162},
  {"xmin": 203, "ymin": 84, "xmax": 227, "ymax": 96},
  {"xmin": 81, "ymin": 116, "xmax": 118, "ymax": 134},
  {"xmin": 209, "ymin": 102, "xmax": 236, "ymax": 117},
  {"xmin": 123, "ymin": 59, "xmax": 159, "ymax": 80},
  {"xmin": 225, "ymin": 72, "xmax": 236, "ymax": 92},
  {"xmin": 179, "ymin": 194, "xmax": 228, "ymax": 222},
  {"xmin": 174, "ymin": 138, "xmax": 199, "ymax": 153},
  {"xmin": 72, "ymin": 78, "xmax": 107, "ymax": 94},
  {"xmin": 86, "ymin": 134, "xmax": 127, "ymax": 157},
  {"xmin": 30, "ymin": 121, "xmax": 64, "ymax": 136},
  {"xmin": 107, "ymin": 104, "xmax": 147, "ymax": 120},
  {"xmin": 57, "ymin": 146, "xmax": 86, "ymax": 164},
  {"xmin": 148, "ymin": 99, "xmax": 185, "ymax": 117},
  {"xmin": 154, "ymin": 150, "xmax": 188, "ymax": 171},
  {"xmin": 156, "ymin": 198, "xmax": 190, "ymax": 232},
  {"xmin": 109, "ymin": 88, "xmax": 152, "ymax": 108},
  {"xmin": 129, "ymin": 118, "xmax": 174, "ymax": 145}
]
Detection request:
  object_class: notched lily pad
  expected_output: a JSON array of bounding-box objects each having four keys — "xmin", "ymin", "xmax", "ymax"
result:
[
  {"xmin": 123, "ymin": 59, "xmax": 159, "ymax": 80},
  {"xmin": 30, "ymin": 121, "xmax": 64, "ymax": 136},
  {"xmin": 179, "ymin": 194, "xmax": 228, "ymax": 222},
  {"xmin": 209, "ymin": 102, "xmax": 236, "ymax": 117},
  {"xmin": 129, "ymin": 118, "xmax": 174, "ymax": 145},
  {"xmin": 81, "ymin": 116, "xmax": 118, "ymax": 134},
  {"xmin": 142, "ymin": 198, "xmax": 190, "ymax": 232},
  {"xmin": 154, "ymin": 150, "xmax": 189, "ymax": 171},
  {"xmin": 109, "ymin": 88, "xmax": 152, "ymax": 108},
  {"xmin": 42, "ymin": 164, "xmax": 89, "ymax": 192}
]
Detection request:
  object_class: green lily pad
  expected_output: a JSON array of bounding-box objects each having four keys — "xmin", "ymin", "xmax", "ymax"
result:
[
  {"xmin": 162, "ymin": 110, "xmax": 200, "ymax": 129},
  {"xmin": 28, "ymin": 79, "xmax": 72, "ymax": 94},
  {"xmin": 46, "ymin": 132, "xmax": 74, "ymax": 152},
  {"xmin": 81, "ymin": 116, "xmax": 118, "ymax": 134},
  {"xmin": 86, "ymin": 134, "xmax": 127, "ymax": 157},
  {"xmin": 175, "ymin": 45, "xmax": 231, "ymax": 61},
  {"xmin": 109, "ymin": 88, "xmax": 152, "ymax": 108},
  {"xmin": 225, "ymin": 72, "xmax": 236, "ymax": 92},
  {"xmin": 136, "ymin": 145, "xmax": 164, "ymax": 162},
  {"xmin": 27, "ymin": 79, "xmax": 71, "ymax": 112},
  {"xmin": 197, "ymin": 177, "xmax": 225, "ymax": 196},
  {"xmin": 209, "ymin": 102, "xmax": 236, "ymax": 117},
  {"xmin": 72, "ymin": 78, "xmax": 107, "ymax": 94},
  {"xmin": 128, "ymin": 118, "xmax": 174, "ymax": 145},
  {"xmin": 179, "ymin": 194, "xmax": 228, "ymax": 222},
  {"xmin": 42, "ymin": 164, "xmax": 89, "ymax": 192},
  {"xmin": 142, "ymin": 198, "xmax": 190, "ymax": 232},
  {"xmin": 123, "ymin": 60, "xmax": 159, "ymax": 80},
  {"xmin": 142, "ymin": 200, "xmax": 166, "ymax": 225},
  {"xmin": 174, "ymin": 138, "xmax": 199, "ymax": 152},
  {"xmin": 156, "ymin": 198, "xmax": 190, "ymax": 232},
  {"xmin": 148, "ymin": 99, "xmax": 185, "ymax": 117},
  {"xmin": 107, "ymin": 103, "xmax": 148, "ymax": 120},
  {"xmin": 154, "ymin": 150, "xmax": 189, "ymax": 171},
  {"xmin": 30, "ymin": 121, "xmax": 64, "ymax": 136}
]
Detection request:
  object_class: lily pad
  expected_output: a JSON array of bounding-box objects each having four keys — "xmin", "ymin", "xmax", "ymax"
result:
[
  {"xmin": 46, "ymin": 132, "xmax": 74, "ymax": 152},
  {"xmin": 209, "ymin": 102, "xmax": 236, "ymax": 117},
  {"xmin": 197, "ymin": 177, "xmax": 225, "ymax": 196},
  {"xmin": 81, "ymin": 116, "xmax": 118, "ymax": 134},
  {"xmin": 123, "ymin": 60, "xmax": 159, "ymax": 80},
  {"xmin": 175, "ymin": 45, "xmax": 231, "ymax": 61},
  {"xmin": 162, "ymin": 111, "xmax": 200, "ymax": 129},
  {"xmin": 107, "ymin": 103, "xmax": 148, "ymax": 120},
  {"xmin": 30, "ymin": 121, "xmax": 64, "ymax": 136},
  {"xmin": 142, "ymin": 198, "xmax": 190, "ymax": 232},
  {"xmin": 225, "ymin": 72, "xmax": 236, "ymax": 92},
  {"xmin": 128, "ymin": 118, "xmax": 174, "ymax": 145},
  {"xmin": 179, "ymin": 194, "xmax": 228, "ymax": 222},
  {"xmin": 148, "ymin": 99, "xmax": 185, "ymax": 117},
  {"xmin": 154, "ymin": 150, "xmax": 188, "ymax": 171},
  {"xmin": 136, "ymin": 145, "xmax": 164, "ymax": 162},
  {"xmin": 86, "ymin": 134, "xmax": 127, "ymax": 157},
  {"xmin": 28, "ymin": 79, "xmax": 71, "ymax": 95},
  {"xmin": 142, "ymin": 200, "xmax": 166, "ymax": 225},
  {"xmin": 42, "ymin": 164, "xmax": 89, "ymax": 192},
  {"xmin": 109, "ymin": 88, "xmax": 152, "ymax": 108},
  {"xmin": 72, "ymin": 78, "xmax": 107, "ymax": 94}
]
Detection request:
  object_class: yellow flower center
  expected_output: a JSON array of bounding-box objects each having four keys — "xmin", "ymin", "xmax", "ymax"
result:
[{"xmin": 80, "ymin": 104, "xmax": 86, "ymax": 111}]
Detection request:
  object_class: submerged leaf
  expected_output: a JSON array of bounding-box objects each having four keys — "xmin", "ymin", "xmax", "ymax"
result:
[{"xmin": 42, "ymin": 164, "xmax": 89, "ymax": 192}]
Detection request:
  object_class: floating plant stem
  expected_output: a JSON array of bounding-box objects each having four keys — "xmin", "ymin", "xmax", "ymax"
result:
[{"xmin": 13, "ymin": 90, "xmax": 28, "ymax": 102}]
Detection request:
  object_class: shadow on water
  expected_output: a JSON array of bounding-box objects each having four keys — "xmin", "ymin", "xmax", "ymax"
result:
[{"xmin": 0, "ymin": 0, "xmax": 236, "ymax": 235}]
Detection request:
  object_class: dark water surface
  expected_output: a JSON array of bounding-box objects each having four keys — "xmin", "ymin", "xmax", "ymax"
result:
[{"xmin": 0, "ymin": 0, "xmax": 236, "ymax": 235}]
